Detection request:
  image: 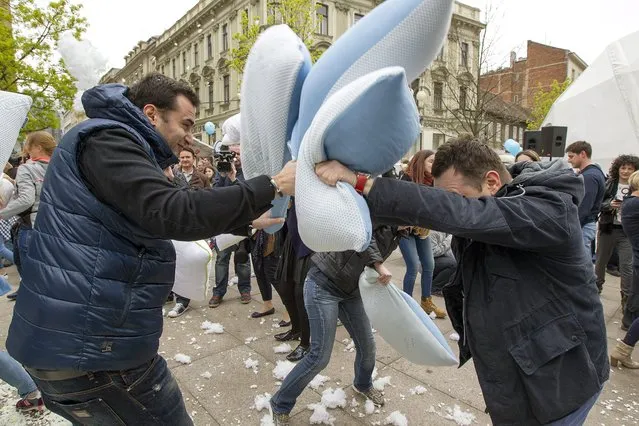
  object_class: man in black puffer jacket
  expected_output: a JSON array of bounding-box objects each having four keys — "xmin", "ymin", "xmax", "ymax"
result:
[{"xmin": 269, "ymin": 224, "xmax": 400, "ymax": 425}]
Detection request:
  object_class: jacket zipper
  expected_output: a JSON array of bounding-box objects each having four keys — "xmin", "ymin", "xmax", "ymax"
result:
[{"xmin": 116, "ymin": 248, "xmax": 146, "ymax": 327}]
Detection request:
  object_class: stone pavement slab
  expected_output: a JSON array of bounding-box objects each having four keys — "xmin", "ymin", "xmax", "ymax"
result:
[{"xmin": 0, "ymin": 261, "xmax": 638, "ymax": 425}]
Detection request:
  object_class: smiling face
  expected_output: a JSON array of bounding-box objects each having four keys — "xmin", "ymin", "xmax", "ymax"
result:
[
  {"xmin": 179, "ymin": 150, "xmax": 195, "ymax": 171},
  {"xmin": 619, "ymin": 164, "xmax": 636, "ymax": 183},
  {"xmin": 144, "ymin": 94, "xmax": 196, "ymax": 155}
]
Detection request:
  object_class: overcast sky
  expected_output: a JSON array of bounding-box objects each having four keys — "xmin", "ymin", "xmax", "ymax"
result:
[{"xmin": 72, "ymin": 0, "xmax": 638, "ymax": 70}]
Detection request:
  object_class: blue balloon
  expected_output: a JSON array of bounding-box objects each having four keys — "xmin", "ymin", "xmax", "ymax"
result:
[
  {"xmin": 504, "ymin": 139, "xmax": 522, "ymax": 156},
  {"xmin": 204, "ymin": 121, "xmax": 216, "ymax": 136}
]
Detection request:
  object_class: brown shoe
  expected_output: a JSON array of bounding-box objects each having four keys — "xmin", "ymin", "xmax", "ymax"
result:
[
  {"xmin": 421, "ymin": 296, "xmax": 446, "ymax": 319},
  {"xmin": 209, "ymin": 295, "xmax": 222, "ymax": 308},
  {"xmin": 240, "ymin": 293, "xmax": 252, "ymax": 304}
]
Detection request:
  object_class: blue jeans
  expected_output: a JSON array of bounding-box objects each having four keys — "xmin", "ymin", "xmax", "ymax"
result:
[
  {"xmin": 271, "ymin": 267, "xmax": 377, "ymax": 414},
  {"xmin": 0, "ymin": 351, "xmax": 37, "ymax": 398},
  {"xmin": 28, "ymin": 355, "xmax": 192, "ymax": 425},
  {"xmin": 399, "ymin": 235, "xmax": 435, "ymax": 298},
  {"xmin": 0, "ymin": 239, "xmax": 14, "ymax": 264},
  {"xmin": 547, "ymin": 390, "xmax": 600, "ymax": 425},
  {"xmin": 581, "ymin": 222, "xmax": 597, "ymax": 261},
  {"xmin": 213, "ymin": 243, "xmax": 251, "ymax": 297}
]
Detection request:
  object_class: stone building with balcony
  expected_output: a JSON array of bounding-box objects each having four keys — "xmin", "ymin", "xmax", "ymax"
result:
[{"xmin": 103, "ymin": 0, "xmax": 484, "ymax": 152}]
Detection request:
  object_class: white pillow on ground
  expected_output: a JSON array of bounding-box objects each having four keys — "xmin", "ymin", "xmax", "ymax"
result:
[{"xmin": 359, "ymin": 267, "xmax": 458, "ymax": 366}]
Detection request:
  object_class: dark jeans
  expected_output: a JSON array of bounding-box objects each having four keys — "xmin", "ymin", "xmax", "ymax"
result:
[
  {"xmin": 213, "ymin": 243, "xmax": 251, "ymax": 297},
  {"xmin": 271, "ymin": 267, "xmax": 376, "ymax": 414},
  {"xmin": 251, "ymin": 251, "xmax": 279, "ymax": 302},
  {"xmin": 595, "ymin": 227, "xmax": 632, "ymax": 294},
  {"xmin": 432, "ymin": 254, "xmax": 457, "ymax": 294},
  {"xmin": 277, "ymin": 252, "xmax": 311, "ymax": 347},
  {"xmin": 29, "ymin": 355, "xmax": 192, "ymax": 425}
]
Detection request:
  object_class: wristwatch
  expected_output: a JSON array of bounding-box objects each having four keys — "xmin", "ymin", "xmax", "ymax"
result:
[
  {"xmin": 269, "ymin": 178, "xmax": 283, "ymax": 199},
  {"xmin": 354, "ymin": 173, "xmax": 370, "ymax": 195}
]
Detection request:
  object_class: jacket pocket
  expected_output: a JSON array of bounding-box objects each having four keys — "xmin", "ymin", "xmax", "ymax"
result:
[
  {"xmin": 116, "ymin": 249, "xmax": 145, "ymax": 328},
  {"xmin": 508, "ymin": 313, "xmax": 601, "ymax": 424}
]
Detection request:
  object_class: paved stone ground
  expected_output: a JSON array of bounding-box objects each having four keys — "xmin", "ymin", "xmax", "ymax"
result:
[{"xmin": 0, "ymin": 250, "xmax": 637, "ymax": 425}]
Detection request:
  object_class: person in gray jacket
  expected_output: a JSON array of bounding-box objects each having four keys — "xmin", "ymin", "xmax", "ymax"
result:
[
  {"xmin": 0, "ymin": 131, "xmax": 55, "ymax": 301},
  {"xmin": 430, "ymin": 230, "xmax": 456, "ymax": 296}
]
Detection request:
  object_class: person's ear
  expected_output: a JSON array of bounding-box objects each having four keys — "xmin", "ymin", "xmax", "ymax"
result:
[
  {"xmin": 143, "ymin": 104, "xmax": 161, "ymax": 126},
  {"xmin": 484, "ymin": 170, "xmax": 503, "ymax": 195}
]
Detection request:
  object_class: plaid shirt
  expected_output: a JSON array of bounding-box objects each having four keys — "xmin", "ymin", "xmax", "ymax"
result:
[{"xmin": 0, "ymin": 216, "xmax": 17, "ymax": 241}]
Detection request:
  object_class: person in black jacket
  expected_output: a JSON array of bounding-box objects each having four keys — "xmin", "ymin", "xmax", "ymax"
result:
[
  {"xmin": 316, "ymin": 135, "xmax": 608, "ymax": 425},
  {"xmin": 269, "ymin": 224, "xmax": 400, "ymax": 425},
  {"xmin": 594, "ymin": 155, "xmax": 639, "ymax": 302}
]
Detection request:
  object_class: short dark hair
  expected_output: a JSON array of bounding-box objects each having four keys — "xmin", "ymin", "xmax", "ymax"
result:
[
  {"xmin": 179, "ymin": 147, "xmax": 196, "ymax": 157},
  {"xmin": 127, "ymin": 73, "xmax": 200, "ymax": 112},
  {"xmin": 432, "ymin": 133, "xmax": 510, "ymax": 191},
  {"xmin": 565, "ymin": 141, "xmax": 592, "ymax": 158}
]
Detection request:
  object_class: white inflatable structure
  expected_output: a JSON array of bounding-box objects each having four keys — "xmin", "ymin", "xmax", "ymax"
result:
[{"xmin": 543, "ymin": 30, "xmax": 639, "ymax": 171}]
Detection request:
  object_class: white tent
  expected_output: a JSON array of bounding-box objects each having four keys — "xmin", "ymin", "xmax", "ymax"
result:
[{"xmin": 543, "ymin": 30, "xmax": 639, "ymax": 172}]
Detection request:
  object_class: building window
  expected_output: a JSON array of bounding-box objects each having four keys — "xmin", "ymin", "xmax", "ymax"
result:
[
  {"xmin": 182, "ymin": 51, "xmax": 187, "ymax": 73},
  {"xmin": 433, "ymin": 82, "xmax": 443, "ymax": 111},
  {"xmin": 460, "ymin": 42, "xmax": 469, "ymax": 67},
  {"xmin": 459, "ymin": 86, "xmax": 467, "ymax": 110},
  {"xmin": 194, "ymin": 43, "xmax": 199, "ymax": 67},
  {"xmin": 208, "ymin": 83, "xmax": 214, "ymax": 109},
  {"xmin": 222, "ymin": 24, "xmax": 229, "ymax": 51},
  {"xmin": 242, "ymin": 9, "xmax": 249, "ymax": 33},
  {"xmin": 514, "ymin": 94, "xmax": 519, "ymax": 103},
  {"xmin": 354, "ymin": 13, "xmax": 364, "ymax": 24},
  {"xmin": 436, "ymin": 46, "xmax": 444, "ymax": 61},
  {"xmin": 161, "ymin": 65, "xmax": 165, "ymax": 75},
  {"xmin": 317, "ymin": 3, "xmax": 328, "ymax": 35},
  {"xmin": 571, "ymin": 69, "xmax": 576, "ymax": 81},
  {"xmin": 223, "ymin": 75, "xmax": 230, "ymax": 104},
  {"xmin": 194, "ymin": 84, "xmax": 200, "ymax": 117},
  {"xmin": 172, "ymin": 58, "xmax": 176, "ymax": 77},
  {"xmin": 508, "ymin": 125, "xmax": 514, "ymax": 139},
  {"xmin": 433, "ymin": 133, "xmax": 445, "ymax": 149},
  {"xmin": 207, "ymin": 35, "xmax": 213, "ymax": 59}
]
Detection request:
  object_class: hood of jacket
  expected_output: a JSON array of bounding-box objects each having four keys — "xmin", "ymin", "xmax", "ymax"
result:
[
  {"xmin": 505, "ymin": 160, "xmax": 584, "ymax": 207},
  {"xmin": 81, "ymin": 84, "xmax": 178, "ymax": 169}
]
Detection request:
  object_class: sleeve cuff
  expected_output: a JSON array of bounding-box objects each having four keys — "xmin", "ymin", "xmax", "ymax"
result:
[{"xmin": 244, "ymin": 175, "xmax": 275, "ymax": 210}]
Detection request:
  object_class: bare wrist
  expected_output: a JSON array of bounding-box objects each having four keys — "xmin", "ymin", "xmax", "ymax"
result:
[{"xmin": 362, "ymin": 178, "xmax": 375, "ymax": 196}]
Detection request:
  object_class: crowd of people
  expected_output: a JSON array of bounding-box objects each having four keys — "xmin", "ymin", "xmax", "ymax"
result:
[{"xmin": 0, "ymin": 72, "xmax": 635, "ymax": 425}]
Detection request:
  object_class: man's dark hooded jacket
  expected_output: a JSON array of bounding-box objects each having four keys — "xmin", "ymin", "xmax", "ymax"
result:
[
  {"xmin": 6, "ymin": 84, "xmax": 275, "ymax": 372},
  {"xmin": 365, "ymin": 160, "xmax": 608, "ymax": 425}
]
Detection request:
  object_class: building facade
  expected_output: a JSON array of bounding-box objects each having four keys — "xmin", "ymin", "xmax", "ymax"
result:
[
  {"xmin": 102, "ymin": 0, "xmax": 484, "ymax": 152},
  {"xmin": 480, "ymin": 40, "xmax": 588, "ymax": 109}
]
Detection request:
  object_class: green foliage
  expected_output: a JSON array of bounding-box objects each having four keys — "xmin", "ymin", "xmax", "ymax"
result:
[
  {"xmin": 229, "ymin": 0, "xmax": 323, "ymax": 76},
  {"xmin": 527, "ymin": 79, "xmax": 571, "ymax": 130},
  {"xmin": 0, "ymin": 0, "xmax": 87, "ymax": 132}
]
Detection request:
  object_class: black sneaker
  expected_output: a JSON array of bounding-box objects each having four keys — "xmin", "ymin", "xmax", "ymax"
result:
[{"xmin": 168, "ymin": 302, "xmax": 189, "ymax": 318}]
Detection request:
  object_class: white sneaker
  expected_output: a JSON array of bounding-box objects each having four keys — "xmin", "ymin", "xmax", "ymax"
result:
[{"xmin": 168, "ymin": 303, "xmax": 189, "ymax": 318}]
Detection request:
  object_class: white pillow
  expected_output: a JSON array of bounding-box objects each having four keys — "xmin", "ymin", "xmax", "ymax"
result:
[
  {"xmin": 296, "ymin": 67, "xmax": 419, "ymax": 252},
  {"xmin": 359, "ymin": 268, "xmax": 458, "ymax": 366},
  {"xmin": 171, "ymin": 240, "xmax": 214, "ymax": 302},
  {"xmin": 221, "ymin": 113, "xmax": 241, "ymax": 146},
  {"xmin": 0, "ymin": 91, "xmax": 32, "ymax": 171},
  {"xmin": 0, "ymin": 176, "xmax": 15, "ymax": 209}
]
